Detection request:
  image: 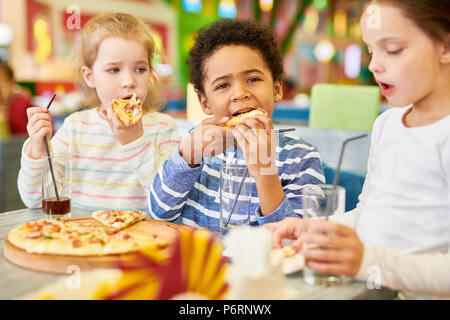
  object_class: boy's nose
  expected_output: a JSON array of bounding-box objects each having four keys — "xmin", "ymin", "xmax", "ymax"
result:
[{"xmin": 231, "ymin": 83, "xmax": 251, "ymax": 101}]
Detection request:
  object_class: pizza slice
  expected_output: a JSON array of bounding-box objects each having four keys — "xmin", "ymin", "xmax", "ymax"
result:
[
  {"xmin": 92, "ymin": 210, "xmax": 147, "ymax": 230},
  {"xmin": 111, "ymin": 94, "xmax": 143, "ymax": 126},
  {"xmin": 221, "ymin": 108, "xmax": 268, "ymax": 127}
]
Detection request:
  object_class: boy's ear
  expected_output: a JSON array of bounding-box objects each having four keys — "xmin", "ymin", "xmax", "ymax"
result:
[
  {"xmin": 197, "ymin": 92, "xmax": 214, "ymax": 115},
  {"xmin": 273, "ymin": 79, "xmax": 283, "ymax": 102},
  {"xmin": 81, "ymin": 66, "xmax": 96, "ymax": 88},
  {"xmin": 440, "ymin": 34, "xmax": 450, "ymax": 64}
]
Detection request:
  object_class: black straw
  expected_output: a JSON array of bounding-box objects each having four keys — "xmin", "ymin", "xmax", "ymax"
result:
[
  {"xmin": 43, "ymin": 94, "xmax": 60, "ymax": 202},
  {"xmin": 325, "ymin": 134, "xmax": 368, "ymax": 219}
]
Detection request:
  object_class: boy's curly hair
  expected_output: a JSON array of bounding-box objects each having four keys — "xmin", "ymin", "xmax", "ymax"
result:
[{"xmin": 188, "ymin": 19, "xmax": 284, "ymax": 94}]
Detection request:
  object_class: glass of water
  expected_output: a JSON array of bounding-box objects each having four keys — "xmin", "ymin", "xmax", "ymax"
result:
[
  {"xmin": 219, "ymin": 164, "xmax": 252, "ymax": 236},
  {"xmin": 300, "ymin": 184, "xmax": 346, "ymax": 286}
]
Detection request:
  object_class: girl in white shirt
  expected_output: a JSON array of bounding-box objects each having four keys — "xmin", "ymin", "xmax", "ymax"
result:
[{"xmin": 265, "ymin": 0, "xmax": 450, "ymax": 298}]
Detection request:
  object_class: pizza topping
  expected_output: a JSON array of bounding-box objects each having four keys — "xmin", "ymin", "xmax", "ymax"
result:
[
  {"xmin": 72, "ymin": 239, "xmax": 82, "ymax": 248},
  {"xmin": 122, "ymin": 233, "xmax": 132, "ymax": 240},
  {"xmin": 27, "ymin": 232, "xmax": 42, "ymax": 239},
  {"xmin": 51, "ymin": 225, "xmax": 62, "ymax": 233},
  {"xmin": 106, "ymin": 229, "xmax": 120, "ymax": 236}
]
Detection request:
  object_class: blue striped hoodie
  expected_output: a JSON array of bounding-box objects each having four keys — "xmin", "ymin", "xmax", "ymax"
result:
[{"xmin": 148, "ymin": 132, "xmax": 325, "ymax": 231}]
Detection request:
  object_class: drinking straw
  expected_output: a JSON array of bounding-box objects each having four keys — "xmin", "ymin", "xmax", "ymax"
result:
[
  {"xmin": 224, "ymin": 128, "xmax": 296, "ymax": 228},
  {"xmin": 325, "ymin": 134, "xmax": 368, "ymax": 219},
  {"xmin": 43, "ymin": 94, "xmax": 60, "ymax": 202}
]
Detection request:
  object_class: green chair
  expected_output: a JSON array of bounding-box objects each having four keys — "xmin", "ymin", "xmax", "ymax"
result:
[{"xmin": 309, "ymin": 84, "xmax": 381, "ymax": 131}]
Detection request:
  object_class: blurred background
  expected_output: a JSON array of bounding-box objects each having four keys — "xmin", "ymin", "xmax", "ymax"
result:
[{"xmin": 0, "ymin": 0, "xmax": 386, "ymax": 212}]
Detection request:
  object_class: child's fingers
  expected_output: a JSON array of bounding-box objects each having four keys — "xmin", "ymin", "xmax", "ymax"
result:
[
  {"xmin": 107, "ymin": 104, "xmax": 126, "ymax": 129},
  {"xmin": 34, "ymin": 126, "xmax": 52, "ymax": 141},
  {"xmin": 234, "ymin": 123, "xmax": 256, "ymax": 144},
  {"xmin": 26, "ymin": 106, "xmax": 49, "ymax": 120},
  {"xmin": 27, "ymin": 115, "xmax": 51, "ymax": 133},
  {"xmin": 303, "ymin": 232, "xmax": 348, "ymax": 249},
  {"xmin": 308, "ymin": 219, "xmax": 353, "ymax": 237},
  {"xmin": 270, "ymin": 219, "xmax": 305, "ymax": 248},
  {"xmin": 241, "ymin": 117, "xmax": 264, "ymax": 136},
  {"xmin": 28, "ymin": 110, "xmax": 51, "ymax": 126},
  {"xmin": 231, "ymin": 125, "xmax": 247, "ymax": 151},
  {"xmin": 252, "ymin": 114, "xmax": 273, "ymax": 131}
]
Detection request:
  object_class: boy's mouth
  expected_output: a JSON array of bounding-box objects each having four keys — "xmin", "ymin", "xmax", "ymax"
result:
[{"xmin": 231, "ymin": 107, "xmax": 257, "ymax": 117}]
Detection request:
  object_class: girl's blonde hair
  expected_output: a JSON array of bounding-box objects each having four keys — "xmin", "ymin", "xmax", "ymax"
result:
[{"xmin": 74, "ymin": 12, "xmax": 160, "ymax": 112}]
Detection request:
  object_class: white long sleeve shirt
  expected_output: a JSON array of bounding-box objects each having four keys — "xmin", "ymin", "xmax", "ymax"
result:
[{"xmin": 336, "ymin": 106, "xmax": 450, "ymax": 298}]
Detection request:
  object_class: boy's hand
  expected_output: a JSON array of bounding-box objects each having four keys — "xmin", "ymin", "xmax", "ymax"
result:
[
  {"xmin": 179, "ymin": 116, "xmax": 232, "ymax": 167},
  {"xmin": 26, "ymin": 106, "xmax": 53, "ymax": 159},
  {"xmin": 231, "ymin": 113, "xmax": 276, "ymax": 178},
  {"xmin": 302, "ymin": 220, "xmax": 364, "ymax": 277},
  {"xmin": 101, "ymin": 102, "xmax": 144, "ymax": 145}
]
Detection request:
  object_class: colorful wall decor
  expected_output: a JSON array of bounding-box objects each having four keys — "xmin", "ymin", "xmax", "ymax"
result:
[
  {"xmin": 182, "ymin": 0, "xmax": 202, "ymax": 13},
  {"xmin": 218, "ymin": 0, "xmax": 237, "ymax": 18}
]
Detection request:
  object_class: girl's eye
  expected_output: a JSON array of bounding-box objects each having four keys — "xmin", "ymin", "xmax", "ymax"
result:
[
  {"xmin": 136, "ymin": 67, "xmax": 147, "ymax": 73},
  {"xmin": 107, "ymin": 68, "xmax": 119, "ymax": 74},
  {"xmin": 387, "ymin": 49, "xmax": 403, "ymax": 55}
]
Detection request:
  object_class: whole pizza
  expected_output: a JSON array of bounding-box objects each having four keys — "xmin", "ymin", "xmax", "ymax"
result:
[{"xmin": 8, "ymin": 218, "xmax": 168, "ymax": 256}]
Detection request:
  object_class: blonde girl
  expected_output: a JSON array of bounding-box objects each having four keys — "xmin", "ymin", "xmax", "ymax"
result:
[{"xmin": 18, "ymin": 13, "xmax": 179, "ymax": 211}]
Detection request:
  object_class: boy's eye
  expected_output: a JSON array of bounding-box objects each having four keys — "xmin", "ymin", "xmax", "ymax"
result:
[
  {"xmin": 216, "ymin": 83, "xmax": 229, "ymax": 90},
  {"xmin": 248, "ymin": 77, "xmax": 261, "ymax": 83}
]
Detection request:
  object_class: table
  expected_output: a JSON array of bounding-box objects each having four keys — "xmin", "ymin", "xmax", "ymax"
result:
[{"xmin": 0, "ymin": 207, "xmax": 397, "ymax": 300}]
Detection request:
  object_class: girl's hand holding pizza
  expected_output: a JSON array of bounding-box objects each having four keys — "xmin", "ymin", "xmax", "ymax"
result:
[{"xmin": 100, "ymin": 102, "xmax": 144, "ymax": 145}]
